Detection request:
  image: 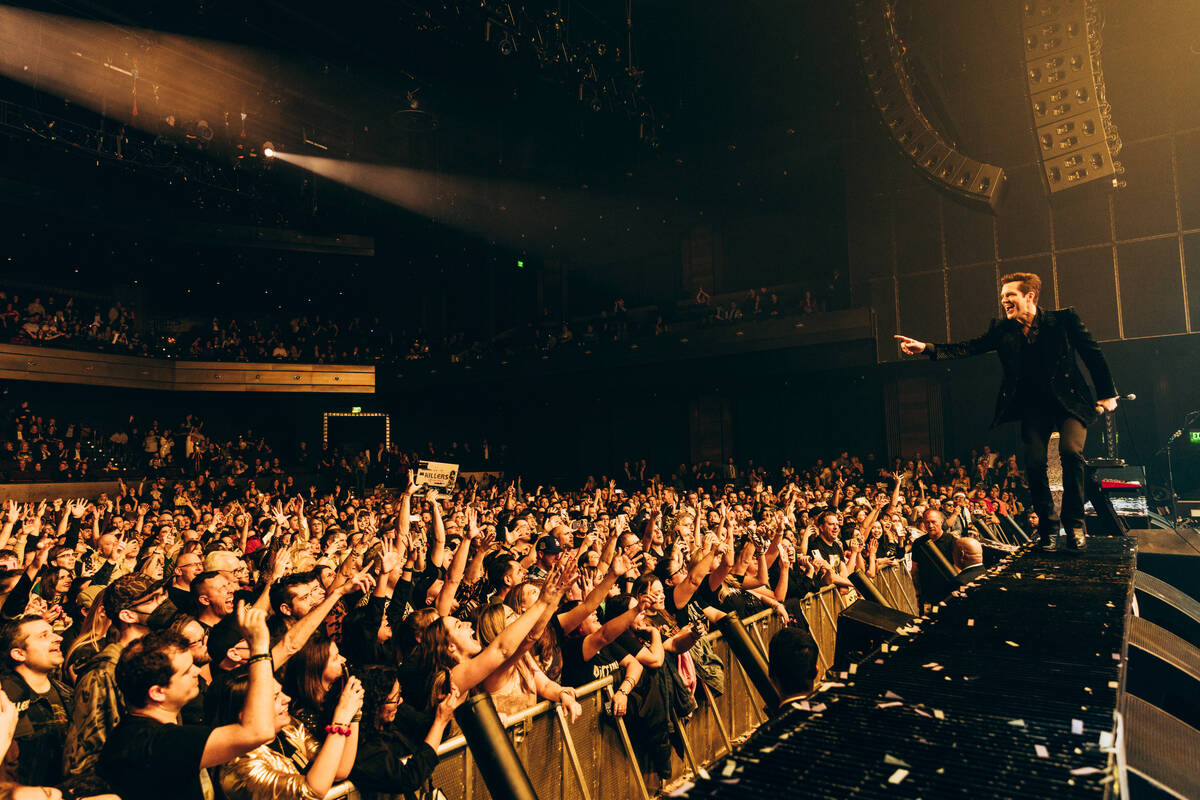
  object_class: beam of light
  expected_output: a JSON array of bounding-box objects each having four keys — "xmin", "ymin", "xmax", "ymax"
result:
[
  {"xmin": 0, "ymin": 5, "xmax": 297, "ymax": 150},
  {"xmin": 268, "ymin": 150, "xmax": 686, "ymax": 260}
]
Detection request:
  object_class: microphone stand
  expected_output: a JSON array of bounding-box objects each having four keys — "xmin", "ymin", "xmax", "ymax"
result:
[{"xmin": 1163, "ymin": 410, "xmax": 1200, "ymax": 527}]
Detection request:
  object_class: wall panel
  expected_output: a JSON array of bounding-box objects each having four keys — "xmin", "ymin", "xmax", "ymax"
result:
[
  {"xmin": 948, "ymin": 263, "xmax": 999, "ymax": 342},
  {"xmin": 996, "ymin": 165, "xmax": 1051, "ymax": 259},
  {"xmin": 897, "ymin": 271, "xmax": 946, "ymax": 345},
  {"xmin": 1113, "ymin": 138, "xmax": 1177, "ymax": 240},
  {"xmin": 1117, "ymin": 238, "xmax": 1187, "ymax": 339},
  {"xmin": 1056, "ymin": 247, "xmax": 1120, "ymax": 341}
]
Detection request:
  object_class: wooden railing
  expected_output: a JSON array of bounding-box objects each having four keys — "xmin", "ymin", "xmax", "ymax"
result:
[{"xmin": 0, "ymin": 343, "xmax": 374, "ymax": 393}]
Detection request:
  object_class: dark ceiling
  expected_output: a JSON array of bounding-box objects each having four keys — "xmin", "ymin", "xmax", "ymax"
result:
[{"xmin": 0, "ymin": 0, "xmax": 861, "ymax": 319}]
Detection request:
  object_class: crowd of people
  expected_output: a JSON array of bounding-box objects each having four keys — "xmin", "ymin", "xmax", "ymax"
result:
[
  {"xmin": 0, "ymin": 443, "xmax": 1029, "ymax": 798},
  {"xmin": 0, "ymin": 396, "xmax": 300, "ymax": 485},
  {"xmin": 0, "ymin": 292, "xmax": 143, "ymax": 357},
  {"xmin": 0, "ymin": 391, "xmax": 513, "ymax": 488},
  {"xmin": 2, "ymin": 278, "xmax": 850, "ymax": 371}
]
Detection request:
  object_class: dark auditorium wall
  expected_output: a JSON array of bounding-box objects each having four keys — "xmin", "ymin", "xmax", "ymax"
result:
[{"xmin": 844, "ymin": 0, "xmax": 1200, "ymax": 364}]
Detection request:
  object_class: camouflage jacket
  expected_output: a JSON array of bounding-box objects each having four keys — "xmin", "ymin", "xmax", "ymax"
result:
[{"xmin": 62, "ymin": 641, "xmax": 124, "ymax": 778}]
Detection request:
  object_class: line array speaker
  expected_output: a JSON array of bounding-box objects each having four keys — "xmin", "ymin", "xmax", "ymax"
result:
[
  {"xmin": 1021, "ymin": 0, "xmax": 1123, "ymax": 194},
  {"xmin": 853, "ymin": 0, "xmax": 1007, "ymax": 212}
]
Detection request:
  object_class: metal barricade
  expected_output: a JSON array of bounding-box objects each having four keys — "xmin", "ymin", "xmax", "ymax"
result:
[{"xmin": 431, "ymin": 562, "xmax": 916, "ymax": 799}]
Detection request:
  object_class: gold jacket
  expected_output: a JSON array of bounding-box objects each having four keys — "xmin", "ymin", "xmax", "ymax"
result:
[{"xmin": 219, "ymin": 721, "xmax": 359, "ymax": 800}]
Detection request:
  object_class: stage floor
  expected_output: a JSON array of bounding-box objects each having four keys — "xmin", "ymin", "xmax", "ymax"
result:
[{"xmin": 680, "ymin": 539, "xmax": 1135, "ymax": 799}]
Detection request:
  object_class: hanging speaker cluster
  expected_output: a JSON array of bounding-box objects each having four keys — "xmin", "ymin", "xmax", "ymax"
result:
[
  {"xmin": 1021, "ymin": 0, "xmax": 1123, "ymax": 193},
  {"xmin": 853, "ymin": 0, "xmax": 1006, "ymax": 213}
]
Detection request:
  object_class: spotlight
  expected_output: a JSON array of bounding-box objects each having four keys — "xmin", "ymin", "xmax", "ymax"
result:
[
  {"xmin": 498, "ymin": 36, "xmax": 516, "ymax": 56},
  {"xmin": 263, "ymin": 141, "xmax": 275, "ymax": 157}
]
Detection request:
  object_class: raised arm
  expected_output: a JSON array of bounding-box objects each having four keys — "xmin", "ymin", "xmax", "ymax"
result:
[
  {"xmin": 896, "ymin": 319, "xmax": 1002, "ymax": 361},
  {"xmin": 449, "ymin": 591, "xmax": 554, "ymax": 693},
  {"xmin": 582, "ymin": 597, "xmax": 638, "ymax": 661},
  {"xmin": 201, "ymin": 604, "xmax": 276, "ymax": 768},
  {"xmin": 304, "ymin": 676, "xmax": 364, "ymax": 793},
  {"xmin": 672, "ymin": 543, "xmax": 716, "ymax": 610},
  {"xmin": 556, "ymin": 552, "xmax": 630, "ymax": 634},
  {"xmin": 273, "ymin": 569, "xmax": 373, "ymax": 668},
  {"xmin": 434, "ymin": 529, "xmax": 473, "ymax": 618},
  {"xmin": 426, "ymin": 489, "xmax": 447, "ymax": 569}
]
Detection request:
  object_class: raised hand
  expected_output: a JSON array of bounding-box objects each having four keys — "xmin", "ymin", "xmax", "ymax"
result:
[
  {"xmin": 334, "ymin": 675, "xmax": 365, "ymax": 723},
  {"xmin": 270, "ymin": 550, "xmax": 293, "ymax": 582},
  {"xmin": 235, "ymin": 601, "xmax": 271, "ymax": 652},
  {"xmin": 4, "ymin": 500, "xmax": 18, "ymax": 525},
  {"xmin": 343, "ymin": 567, "xmax": 376, "ymax": 595},
  {"xmin": 435, "ymin": 682, "xmax": 464, "ymax": 724}
]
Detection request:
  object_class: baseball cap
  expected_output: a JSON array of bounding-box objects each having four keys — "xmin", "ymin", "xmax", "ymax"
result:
[{"xmin": 535, "ymin": 535, "xmax": 562, "ymax": 555}]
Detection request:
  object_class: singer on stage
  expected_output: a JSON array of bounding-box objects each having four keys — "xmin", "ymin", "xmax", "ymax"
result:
[{"xmin": 894, "ymin": 272, "xmax": 1118, "ymax": 550}]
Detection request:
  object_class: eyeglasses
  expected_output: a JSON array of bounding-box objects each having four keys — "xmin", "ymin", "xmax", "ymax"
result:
[{"xmin": 187, "ymin": 631, "xmax": 209, "ymax": 647}]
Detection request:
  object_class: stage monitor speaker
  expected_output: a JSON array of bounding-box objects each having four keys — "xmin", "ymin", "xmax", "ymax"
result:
[
  {"xmin": 1121, "ymin": 693, "xmax": 1200, "ymax": 800},
  {"xmin": 1126, "ymin": 616, "xmax": 1200, "ymax": 731},
  {"xmin": 911, "ymin": 533, "xmax": 960, "ymax": 605},
  {"xmin": 981, "ymin": 540, "xmax": 1018, "ymax": 567},
  {"xmin": 833, "ymin": 599, "xmax": 916, "ymax": 670},
  {"xmin": 1133, "ymin": 571, "xmax": 1200, "ymax": 650},
  {"xmin": 1133, "ymin": 528, "xmax": 1200, "ymax": 603}
]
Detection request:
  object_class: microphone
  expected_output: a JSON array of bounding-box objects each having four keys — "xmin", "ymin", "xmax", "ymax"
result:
[{"xmin": 1095, "ymin": 394, "xmax": 1135, "ymax": 415}]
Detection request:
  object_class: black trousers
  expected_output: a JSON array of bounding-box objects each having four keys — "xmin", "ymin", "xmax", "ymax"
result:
[{"xmin": 1020, "ymin": 399, "xmax": 1088, "ymax": 534}]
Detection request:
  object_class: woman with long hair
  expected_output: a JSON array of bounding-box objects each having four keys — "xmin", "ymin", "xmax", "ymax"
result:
[
  {"xmin": 407, "ymin": 560, "xmax": 572, "ymax": 714},
  {"xmin": 214, "ymin": 669, "xmax": 363, "ymax": 800},
  {"xmin": 474, "ymin": 602, "xmax": 583, "ymax": 721},
  {"xmin": 63, "ymin": 588, "xmax": 110, "ymax": 683},
  {"xmin": 349, "ymin": 665, "xmax": 462, "ymax": 800},
  {"xmin": 282, "ymin": 636, "xmax": 347, "ymax": 735}
]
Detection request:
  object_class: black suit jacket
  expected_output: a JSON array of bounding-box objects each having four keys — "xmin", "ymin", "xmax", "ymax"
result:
[{"xmin": 927, "ymin": 307, "xmax": 1116, "ymax": 428}]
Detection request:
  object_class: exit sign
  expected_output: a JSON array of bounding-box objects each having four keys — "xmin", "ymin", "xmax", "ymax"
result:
[{"xmin": 1191, "ymin": 431, "xmax": 1200, "ymax": 444}]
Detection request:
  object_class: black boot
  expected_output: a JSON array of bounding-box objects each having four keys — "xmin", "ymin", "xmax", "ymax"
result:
[
  {"xmin": 1068, "ymin": 528, "xmax": 1086, "ymax": 551},
  {"xmin": 1039, "ymin": 527, "xmax": 1058, "ymax": 552}
]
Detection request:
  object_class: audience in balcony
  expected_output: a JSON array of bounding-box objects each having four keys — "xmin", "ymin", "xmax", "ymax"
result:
[{"xmin": 2, "ymin": 276, "xmax": 843, "ymax": 370}]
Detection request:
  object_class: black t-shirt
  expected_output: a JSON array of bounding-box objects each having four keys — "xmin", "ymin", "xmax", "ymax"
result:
[
  {"xmin": 168, "ymin": 585, "xmax": 195, "ymax": 614},
  {"xmin": 99, "ymin": 715, "xmax": 215, "ymax": 800},
  {"xmin": 809, "ymin": 536, "xmax": 844, "ymax": 568},
  {"xmin": 560, "ymin": 632, "xmax": 631, "ymax": 689},
  {"xmin": 767, "ymin": 561, "xmax": 821, "ymax": 601}
]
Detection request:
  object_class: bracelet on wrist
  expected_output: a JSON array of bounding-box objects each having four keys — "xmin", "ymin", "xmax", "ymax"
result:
[
  {"xmin": 246, "ymin": 653, "xmax": 272, "ymax": 666},
  {"xmin": 324, "ymin": 724, "xmax": 352, "ymax": 737}
]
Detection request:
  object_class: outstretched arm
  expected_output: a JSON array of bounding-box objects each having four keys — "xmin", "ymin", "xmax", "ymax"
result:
[{"xmin": 896, "ymin": 319, "xmax": 1001, "ymax": 360}]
